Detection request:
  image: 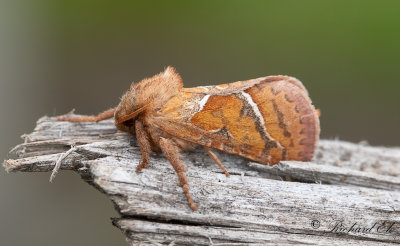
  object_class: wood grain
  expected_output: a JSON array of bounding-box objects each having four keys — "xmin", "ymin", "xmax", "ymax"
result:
[{"xmin": 4, "ymin": 115, "xmax": 400, "ymax": 245}]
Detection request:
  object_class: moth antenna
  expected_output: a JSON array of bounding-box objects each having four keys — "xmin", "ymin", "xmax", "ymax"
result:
[
  {"xmin": 57, "ymin": 108, "xmax": 116, "ymax": 122},
  {"xmin": 116, "ymin": 106, "xmax": 147, "ymax": 124}
]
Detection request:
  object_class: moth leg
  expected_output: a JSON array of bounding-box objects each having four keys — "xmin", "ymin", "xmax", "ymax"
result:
[
  {"xmin": 159, "ymin": 137, "xmax": 198, "ymax": 211},
  {"xmin": 204, "ymin": 147, "xmax": 230, "ymax": 177},
  {"xmin": 57, "ymin": 108, "xmax": 115, "ymax": 122},
  {"xmin": 135, "ymin": 120, "xmax": 151, "ymax": 171}
]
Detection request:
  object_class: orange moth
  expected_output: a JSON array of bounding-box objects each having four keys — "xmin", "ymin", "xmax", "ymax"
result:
[{"xmin": 57, "ymin": 66, "xmax": 320, "ymax": 210}]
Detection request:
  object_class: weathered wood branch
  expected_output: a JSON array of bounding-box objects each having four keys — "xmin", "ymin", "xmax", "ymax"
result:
[{"xmin": 4, "ymin": 115, "xmax": 400, "ymax": 245}]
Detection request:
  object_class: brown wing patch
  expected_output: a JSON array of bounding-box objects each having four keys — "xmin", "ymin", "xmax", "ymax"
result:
[
  {"xmin": 190, "ymin": 95, "xmax": 265, "ymax": 156},
  {"xmin": 246, "ymin": 79, "xmax": 319, "ymax": 161},
  {"xmin": 157, "ymin": 92, "xmax": 271, "ymax": 163},
  {"xmin": 151, "ymin": 117, "xmax": 269, "ymax": 164}
]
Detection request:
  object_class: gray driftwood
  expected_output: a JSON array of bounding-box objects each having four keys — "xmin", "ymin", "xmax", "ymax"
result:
[{"xmin": 4, "ymin": 115, "xmax": 400, "ymax": 245}]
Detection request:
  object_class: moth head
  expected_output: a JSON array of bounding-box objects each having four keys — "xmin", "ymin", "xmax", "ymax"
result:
[{"xmin": 114, "ymin": 66, "xmax": 183, "ymax": 131}]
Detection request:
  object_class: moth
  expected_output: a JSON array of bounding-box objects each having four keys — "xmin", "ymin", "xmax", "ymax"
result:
[{"xmin": 57, "ymin": 66, "xmax": 320, "ymax": 210}]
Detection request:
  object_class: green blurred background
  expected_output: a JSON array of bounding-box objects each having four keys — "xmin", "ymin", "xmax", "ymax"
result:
[{"xmin": 1, "ymin": 1, "xmax": 399, "ymax": 245}]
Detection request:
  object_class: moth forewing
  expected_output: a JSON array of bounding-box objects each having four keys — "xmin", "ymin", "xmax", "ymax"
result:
[{"xmin": 158, "ymin": 75, "xmax": 319, "ymax": 165}]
